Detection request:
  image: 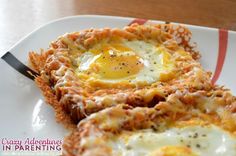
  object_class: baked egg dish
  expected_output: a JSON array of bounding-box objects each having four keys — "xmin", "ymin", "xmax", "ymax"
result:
[
  {"xmin": 63, "ymin": 88, "xmax": 236, "ymax": 156},
  {"xmin": 28, "ymin": 22, "xmax": 236, "ymax": 156},
  {"xmin": 29, "ymin": 24, "xmax": 212, "ymax": 125}
]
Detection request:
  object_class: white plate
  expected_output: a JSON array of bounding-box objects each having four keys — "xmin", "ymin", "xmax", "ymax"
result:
[{"xmin": 0, "ymin": 15, "xmax": 236, "ymax": 155}]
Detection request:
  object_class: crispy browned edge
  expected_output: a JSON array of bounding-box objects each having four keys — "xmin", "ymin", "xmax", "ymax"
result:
[
  {"xmin": 35, "ymin": 76, "xmax": 76, "ymax": 130},
  {"xmin": 29, "ymin": 51, "xmax": 76, "ymax": 130}
]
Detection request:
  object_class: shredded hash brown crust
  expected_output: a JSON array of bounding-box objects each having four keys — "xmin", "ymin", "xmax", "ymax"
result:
[
  {"xmin": 29, "ymin": 24, "xmax": 212, "ymax": 124},
  {"xmin": 62, "ymin": 87, "xmax": 236, "ymax": 156}
]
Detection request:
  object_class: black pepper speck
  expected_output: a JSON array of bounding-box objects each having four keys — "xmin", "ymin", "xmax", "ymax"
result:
[
  {"xmin": 196, "ymin": 144, "xmax": 201, "ymax": 148},
  {"xmin": 202, "ymin": 134, "xmax": 207, "ymax": 137},
  {"xmin": 193, "ymin": 133, "xmax": 198, "ymax": 138}
]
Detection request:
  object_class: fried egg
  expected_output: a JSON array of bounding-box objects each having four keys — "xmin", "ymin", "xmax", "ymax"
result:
[
  {"xmin": 108, "ymin": 125, "xmax": 236, "ymax": 156},
  {"xmin": 76, "ymin": 40, "xmax": 175, "ymax": 84}
]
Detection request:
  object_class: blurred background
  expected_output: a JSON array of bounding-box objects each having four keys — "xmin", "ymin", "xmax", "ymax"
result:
[{"xmin": 0, "ymin": 0, "xmax": 236, "ymax": 52}]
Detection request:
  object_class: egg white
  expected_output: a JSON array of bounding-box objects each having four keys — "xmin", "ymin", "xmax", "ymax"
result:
[{"xmin": 108, "ymin": 125, "xmax": 236, "ymax": 156}]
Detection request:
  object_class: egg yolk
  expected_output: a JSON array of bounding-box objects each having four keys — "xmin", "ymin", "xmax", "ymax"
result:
[
  {"xmin": 149, "ymin": 146, "xmax": 198, "ymax": 156},
  {"xmin": 90, "ymin": 43, "xmax": 144, "ymax": 79}
]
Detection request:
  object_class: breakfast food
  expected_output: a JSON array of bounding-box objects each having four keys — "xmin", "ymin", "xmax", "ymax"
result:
[
  {"xmin": 28, "ymin": 22, "xmax": 236, "ymax": 155},
  {"xmin": 29, "ymin": 23, "xmax": 212, "ymax": 125},
  {"xmin": 62, "ymin": 87, "xmax": 236, "ymax": 156}
]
